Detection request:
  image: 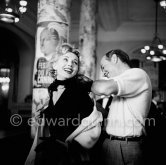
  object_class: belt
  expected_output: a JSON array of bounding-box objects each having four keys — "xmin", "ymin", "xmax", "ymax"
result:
[{"xmin": 110, "ymin": 135, "xmax": 144, "ymax": 142}]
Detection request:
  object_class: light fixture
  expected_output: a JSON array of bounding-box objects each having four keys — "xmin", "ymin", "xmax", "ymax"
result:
[
  {"xmin": 160, "ymin": 0, "xmax": 166, "ymax": 10},
  {"xmin": 0, "ymin": 68, "xmax": 10, "ymax": 95},
  {"xmin": 141, "ymin": 0, "xmax": 166, "ymax": 62},
  {"xmin": 0, "ymin": 0, "xmax": 27, "ymax": 23}
]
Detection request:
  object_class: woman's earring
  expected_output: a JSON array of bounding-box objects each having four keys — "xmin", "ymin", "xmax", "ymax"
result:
[{"xmin": 50, "ymin": 69, "xmax": 57, "ymax": 78}]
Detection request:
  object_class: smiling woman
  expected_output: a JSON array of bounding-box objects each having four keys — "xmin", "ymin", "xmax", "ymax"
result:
[
  {"xmin": 52, "ymin": 44, "xmax": 79, "ymax": 81},
  {"xmin": 25, "ymin": 43, "xmax": 102, "ymax": 165}
]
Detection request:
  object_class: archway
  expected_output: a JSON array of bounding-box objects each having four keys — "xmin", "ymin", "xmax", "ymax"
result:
[{"xmin": 0, "ymin": 28, "xmax": 20, "ymax": 128}]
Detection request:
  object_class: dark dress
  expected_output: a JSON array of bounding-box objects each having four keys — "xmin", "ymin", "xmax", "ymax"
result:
[{"xmin": 34, "ymin": 75, "xmax": 94, "ymax": 165}]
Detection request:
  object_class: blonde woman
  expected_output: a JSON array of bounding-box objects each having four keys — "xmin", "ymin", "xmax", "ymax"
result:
[{"xmin": 26, "ymin": 44, "xmax": 102, "ymax": 165}]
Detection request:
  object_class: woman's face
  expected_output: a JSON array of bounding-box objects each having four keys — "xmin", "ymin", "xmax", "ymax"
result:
[{"xmin": 54, "ymin": 52, "xmax": 79, "ymax": 80}]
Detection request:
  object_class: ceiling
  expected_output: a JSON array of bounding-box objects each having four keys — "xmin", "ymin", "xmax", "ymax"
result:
[
  {"xmin": 0, "ymin": 0, "xmax": 166, "ymax": 90},
  {"xmin": 0, "ymin": 0, "xmax": 166, "ymax": 43}
]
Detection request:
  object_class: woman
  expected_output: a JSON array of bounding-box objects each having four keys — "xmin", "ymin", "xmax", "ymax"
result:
[{"xmin": 27, "ymin": 44, "xmax": 102, "ymax": 165}]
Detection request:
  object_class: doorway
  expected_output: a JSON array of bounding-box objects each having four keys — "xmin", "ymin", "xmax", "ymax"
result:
[{"xmin": 0, "ymin": 68, "xmax": 10, "ymax": 128}]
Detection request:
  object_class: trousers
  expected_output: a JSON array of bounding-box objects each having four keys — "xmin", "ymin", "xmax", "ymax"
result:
[{"xmin": 101, "ymin": 138, "xmax": 145, "ymax": 165}]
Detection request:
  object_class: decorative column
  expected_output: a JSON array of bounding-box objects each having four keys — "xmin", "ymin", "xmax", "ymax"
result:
[
  {"xmin": 79, "ymin": 0, "xmax": 97, "ymax": 80},
  {"xmin": 31, "ymin": 0, "xmax": 71, "ymax": 137}
]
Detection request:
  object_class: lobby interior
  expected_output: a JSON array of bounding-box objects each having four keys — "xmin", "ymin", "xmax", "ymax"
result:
[{"xmin": 0, "ymin": 0, "xmax": 166, "ymax": 164}]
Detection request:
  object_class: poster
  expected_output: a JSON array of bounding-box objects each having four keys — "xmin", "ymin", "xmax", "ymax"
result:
[{"xmin": 31, "ymin": 0, "xmax": 70, "ymax": 137}]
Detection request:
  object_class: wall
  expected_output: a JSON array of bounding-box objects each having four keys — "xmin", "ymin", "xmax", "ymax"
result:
[
  {"xmin": 0, "ymin": 23, "xmax": 35, "ymax": 114},
  {"xmin": 96, "ymin": 40, "xmax": 159, "ymax": 89}
]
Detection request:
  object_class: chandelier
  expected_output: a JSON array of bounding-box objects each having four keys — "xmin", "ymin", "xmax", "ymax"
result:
[
  {"xmin": 0, "ymin": 0, "xmax": 27, "ymax": 23},
  {"xmin": 160, "ymin": 0, "xmax": 166, "ymax": 10},
  {"xmin": 141, "ymin": 0, "xmax": 166, "ymax": 62}
]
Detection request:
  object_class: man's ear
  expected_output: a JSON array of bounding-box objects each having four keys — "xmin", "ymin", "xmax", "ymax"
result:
[{"xmin": 111, "ymin": 54, "xmax": 118, "ymax": 63}]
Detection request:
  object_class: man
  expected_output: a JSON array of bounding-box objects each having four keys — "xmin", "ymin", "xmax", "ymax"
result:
[
  {"xmin": 146, "ymin": 90, "xmax": 165, "ymax": 164},
  {"xmin": 40, "ymin": 26, "xmax": 60, "ymax": 61},
  {"xmin": 91, "ymin": 49, "xmax": 152, "ymax": 165},
  {"xmin": 34, "ymin": 27, "xmax": 60, "ymax": 87},
  {"xmin": 146, "ymin": 90, "xmax": 163, "ymax": 137}
]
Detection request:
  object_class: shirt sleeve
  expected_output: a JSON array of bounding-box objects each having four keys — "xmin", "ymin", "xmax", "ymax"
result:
[{"xmin": 112, "ymin": 68, "xmax": 151, "ymax": 97}]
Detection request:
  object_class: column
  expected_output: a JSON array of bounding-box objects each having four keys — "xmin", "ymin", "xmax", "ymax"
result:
[
  {"xmin": 31, "ymin": 0, "xmax": 71, "ymax": 137},
  {"xmin": 79, "ymin": 0, "xmax": 97, "ymax": 80}
]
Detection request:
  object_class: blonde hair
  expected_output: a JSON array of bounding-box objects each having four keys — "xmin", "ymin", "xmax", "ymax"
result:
[
  {"xmin": 50, "ymin": 43, "xmax": 80, "ymax": 78},
  {"xmin": 59, "ymin": 43, "xmax": 80, "ymax": 58}
]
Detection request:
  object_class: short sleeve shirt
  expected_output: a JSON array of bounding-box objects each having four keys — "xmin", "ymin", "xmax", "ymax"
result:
[{"xmin": 106, "ymin": 68, "xmax": 152, "ymax": 137}]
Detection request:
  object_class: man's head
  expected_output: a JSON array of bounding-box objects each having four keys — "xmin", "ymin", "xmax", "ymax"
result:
[
  {"xmin": 100, "ymin": 49, "xmax": 131, "ymax": 78},
  {"xmin": 40, "ymin": 27, "xmax": 60, "ymax": 57}
]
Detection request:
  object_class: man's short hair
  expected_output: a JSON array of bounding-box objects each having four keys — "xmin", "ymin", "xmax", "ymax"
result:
[{"xmin": 105, "ymin": 49, "xmax": 131, "ymax": 67}]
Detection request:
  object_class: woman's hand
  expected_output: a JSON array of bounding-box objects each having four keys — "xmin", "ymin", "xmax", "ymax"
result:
[
  {"xmin": 34, "ymin": 108, "xmax": 43, "ymax": 121},
  {"xmin": 34, "ymin": 105, "xmax": 48, "ymax": 122}
]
